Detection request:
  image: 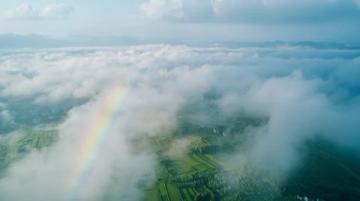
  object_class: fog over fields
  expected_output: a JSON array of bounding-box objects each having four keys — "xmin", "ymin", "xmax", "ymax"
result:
[{"xmin": 0, "ymin": 45, "xmax": 359, "ymax": 200}]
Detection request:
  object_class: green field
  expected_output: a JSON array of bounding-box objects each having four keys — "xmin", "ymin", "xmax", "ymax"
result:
[
  {"xmin": 0, "ymin": 128, "xmax": 57, "ymax": 174},
  {"xmin": 142, "ymin": 128, "xmax": 360, "ymax": 201},
  {"xmin": 1, "ymin": 124, "xmax": 360, "ymax": 201}
]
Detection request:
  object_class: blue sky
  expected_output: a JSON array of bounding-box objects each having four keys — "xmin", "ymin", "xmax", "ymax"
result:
[{"xmin": 0, "ymin": 0, "xmax": 360, "ymax": 42}]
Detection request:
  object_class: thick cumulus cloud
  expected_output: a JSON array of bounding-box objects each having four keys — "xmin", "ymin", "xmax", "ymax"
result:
[
  {"xmin": 219, "ymin": 72, "xmax": 360, "ymax": 178},
  {"xmin": 142, "ymin": 0, "xmax": 360, "ymax": 23},
  {"xmin": 0, "ymin": 45, "xmax": 360, "ymax": 200}
]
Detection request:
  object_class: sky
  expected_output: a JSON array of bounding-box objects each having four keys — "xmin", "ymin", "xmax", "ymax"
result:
[{"xmin": 0, "ymin": 0, "xmax": 360, "ymax": 42}]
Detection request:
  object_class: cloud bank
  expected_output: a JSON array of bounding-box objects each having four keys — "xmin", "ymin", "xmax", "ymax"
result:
[{"xmin": 0, "ymin": 45, "xmax": 359, "ymax": 200}]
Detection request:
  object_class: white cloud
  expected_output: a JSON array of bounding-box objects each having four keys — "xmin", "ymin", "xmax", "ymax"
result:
[
  {"xmin": 0, "ymin": 45, "xmax": 360, "ymax": 200},
  {"xmin": 0, "ymin": 46, "xmax": 214, "ymax": 201},
  {"xmin": 217, "ymin": 70, "xmax": 360, "ymax": 178},
  {"xmin": 0, "ymin": 97, "xmax": 156, "ymax": 201},
  {"xmin": 141, "ymin": 0, "xmax": 214, "ymax": 21},
  {"xmin": 142, "ymin": 0, "xmax": 360, "ymax": 23},
  {"xmin": 4, "ymin": 3, "xmax": 73, "ymax": 20},
  {"xmin": 141, "ymin": 0, "xmax": 184, "ymax": 20},
  {"xmin": 0, "ymin": 103, "xmax": 12, "ymax": 126}
]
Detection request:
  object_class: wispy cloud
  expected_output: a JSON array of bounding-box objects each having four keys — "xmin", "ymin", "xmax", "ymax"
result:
[
  {"xmin": 142, "ymin": 0, "xmax": 360, "ymax": 23},
  {"xmin": 4, "ymin": 3, "xmax": 73, "ymax": 20}
]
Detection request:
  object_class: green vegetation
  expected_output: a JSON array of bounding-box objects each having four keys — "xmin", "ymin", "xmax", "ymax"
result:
[
  {"xmin": 142, "ymin": 123, "xmax": 360, "ymax": 201},
  {"xmin": 0, "ymin": 128, "xmax": 57, "ymax": 174},
  {"xmin": 286, "ymin": 140, "xmax": 360, "ymax": 201},
  {"xmin": 144, "ymin": 133, "xmax": 286, "ymax": 201},
  {"xmin": 1, "ymin": 120, "xmax": 360, "ymax": 201}
]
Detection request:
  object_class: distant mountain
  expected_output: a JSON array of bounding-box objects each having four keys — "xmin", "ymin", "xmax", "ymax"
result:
[
  {"xmin": 0, "ymin": 34, "xmax": 144, "ymax": 48},
  {"xmin": 1, "ymin": 34, "xmax": 360, "ymax": 49},
  {"xmin": 0, "ymin": 34, "xmax": 63, "ymax": 48},
  {"xmin": 214, "ymin": 41, "xmax": 360, "ymax": 50}
]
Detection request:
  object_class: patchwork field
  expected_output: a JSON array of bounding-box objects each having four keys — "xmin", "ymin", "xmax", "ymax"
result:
[
  {"xmin": 1, "ymin": 123, "xmax": 360, "ymax": 201},
  {"xmin": 142, "ymin": 130, "xmax": 360, "ymax": 201}
]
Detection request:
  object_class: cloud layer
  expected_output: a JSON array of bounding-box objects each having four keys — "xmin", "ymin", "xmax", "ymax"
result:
[{"xmin": 0, "ymin": 45, "xmax": 359, "ymax": 200}]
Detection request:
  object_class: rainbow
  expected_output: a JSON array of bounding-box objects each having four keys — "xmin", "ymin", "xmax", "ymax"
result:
[{"xmin": 67, "ymin": 83, "xmax": 131, "ymax": 200}]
